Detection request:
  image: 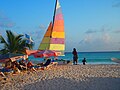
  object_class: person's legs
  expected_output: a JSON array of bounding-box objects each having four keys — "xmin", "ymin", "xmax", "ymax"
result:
[
  {"xmin": 73, "ymin": 56, "xmax": 74, "ymax": 65},
  {"xmin": 0, "ymin": 72, "xmax": 6, "ymax": 77},
  {"xmin": 76, "ymin": 59, "xmax": 78, "ymax": 65},
  {"xmin": 83, "ymin": 62, "xmax": 85, "ymax": 65},
  {"xmin": 32, "ymin": 67, "xmax": 36, "ymax": 71},
  {"xmin": 73, "ymin": 57, "xmax": 75, "ymax": 65},
  {"xmin": 75, "ymin": 59, "xmax": 78, "ymax": 65},
  {"xmin": 30, "ymin": 66, "xmax": 36, "ymax": 71}
]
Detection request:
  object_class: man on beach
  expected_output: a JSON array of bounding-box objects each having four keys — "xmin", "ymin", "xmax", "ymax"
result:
[{"xmin": 72, "ymin": 48, "xmax": 78, "ymax": 65}]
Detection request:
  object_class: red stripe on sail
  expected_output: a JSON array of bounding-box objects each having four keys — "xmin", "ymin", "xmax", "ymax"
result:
[{"xmin": 55, "ymin": 13, "xmax": 63, "ymax": 20}]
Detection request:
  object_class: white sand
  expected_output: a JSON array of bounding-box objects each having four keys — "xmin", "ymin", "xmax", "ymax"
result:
[{"xmin": 0, "ymin": 64, "xmax": 120, "ymax": 90}]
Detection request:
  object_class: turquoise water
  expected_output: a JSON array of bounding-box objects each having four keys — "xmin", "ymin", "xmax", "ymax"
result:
[{"xmin": 29, "ymin": 51, "xmax": 120, "ymax": 64}]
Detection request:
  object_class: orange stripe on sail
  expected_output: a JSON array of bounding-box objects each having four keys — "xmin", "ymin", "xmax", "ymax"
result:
[
  {"xmin": 44, "ymin": 31, "xmax": 52, "ymax": 36},
  {"xmin": 54, "ymin": 20, "xmax": 64, "ymax": 26},
  {"xmin": 53, "ymin": 25, "xmax": 64, "ymax": 32},
  {"xmin": 44, "ymin": 22, "xmax": 52, "ymax": 36}
]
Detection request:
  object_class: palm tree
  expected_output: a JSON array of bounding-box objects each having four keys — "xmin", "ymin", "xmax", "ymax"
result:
[{"xmin": 0, "ymin": 30, "xmax": 34, "ymax": 54}]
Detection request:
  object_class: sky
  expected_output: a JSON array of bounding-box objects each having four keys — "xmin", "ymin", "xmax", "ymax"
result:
[{"xmin": 0, "ymin": 0, "xmax": 120, "ymax": 52}]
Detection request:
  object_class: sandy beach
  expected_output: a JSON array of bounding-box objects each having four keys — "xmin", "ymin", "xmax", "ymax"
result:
[{"xmin": 0, "ymin": 64, "xmax": 120, "ymax": 90}]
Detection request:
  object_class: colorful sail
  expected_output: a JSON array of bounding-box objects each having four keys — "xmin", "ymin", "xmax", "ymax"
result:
[
  {"xmin": 38, "ymin": 0, "xmax": 65, "ymax": 55},
  {"xmin": 38, "ymin": 22, "xmax": 52, "ymax": 50}
]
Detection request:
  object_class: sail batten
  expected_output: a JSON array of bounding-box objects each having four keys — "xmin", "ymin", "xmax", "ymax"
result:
[{"xmin": 38, "ymin": 0, "xmax": 65, "ymax": 55}]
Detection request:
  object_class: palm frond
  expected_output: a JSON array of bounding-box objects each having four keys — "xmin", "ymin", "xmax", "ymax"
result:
[
  {"xmin": 0, "ymin": 30, "xmax": 34, "ymax": 54},
  {"xmin": 0, "ymin": 35, "xmax": 9, "ymax": 48}
]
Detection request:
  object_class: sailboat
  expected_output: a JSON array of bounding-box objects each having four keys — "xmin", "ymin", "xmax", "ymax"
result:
[{"xmin": 38, "ymin": 0, "xmax": 65, "ymax": 56}]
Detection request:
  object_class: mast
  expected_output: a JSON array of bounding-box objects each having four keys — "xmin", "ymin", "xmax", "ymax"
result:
[{"xmin": 51, "ymin": 0, "xmax": 57, "ymax": 35}]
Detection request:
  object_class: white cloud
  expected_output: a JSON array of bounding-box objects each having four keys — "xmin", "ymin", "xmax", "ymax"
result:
[
  {"xmin": 78, "ymin": 28, "xmax": 114, "ymax": 51},
  {"xmin": 67, "ymin": 25, "xmax": 118, "ymax": 52},
  {"xmin": 85, "ymin": 29, "xmax": 97, "ymax": 34},
  {"xmin": 79, "ymin": 33, "xmax": 94, "ymax": 44},
  {"xmin": 39, "ymin": 24, "xmax": 46, "ymax": 30},
  {"xmin": 22, "ymin": 30, "xmax": 45, "ymax": 49},
  {"xmin": 114, "ymin": 30, "xmax": 120, "ymax": 33},
  {"xmin": 0, "ymin": 11, "xmax": 15, "ymax": 28},
  {"xmin": 101, "ymin": 33, "xmax": 111, "ymax": 43}
]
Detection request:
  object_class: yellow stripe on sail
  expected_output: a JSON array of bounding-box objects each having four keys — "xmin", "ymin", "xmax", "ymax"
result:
[
  {"xmin": 52, "ymin": 32, "xmax": 65, "ymax": 38},
  {"xmin": 49, "ymin": 44, "xmax": 65, "ymax": 51}
]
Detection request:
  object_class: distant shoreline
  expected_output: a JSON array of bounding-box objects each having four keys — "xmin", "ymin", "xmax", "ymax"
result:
[{"xmin": 65, "ymin": 51, "xmax": 120, "ymax": 53}]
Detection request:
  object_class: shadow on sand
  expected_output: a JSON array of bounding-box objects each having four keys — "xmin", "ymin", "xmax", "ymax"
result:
[{"xmin": 23, "ymin": 77, "xmax": 120, "ymax": 90}]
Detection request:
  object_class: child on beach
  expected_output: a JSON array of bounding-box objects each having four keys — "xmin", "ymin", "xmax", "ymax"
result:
[
  {"xmin": 82, "ymin": 58, "xmax": 87, "ymax": 65},
  {"xmin": 72, "ymin": 48, "xmax": 78, "ymax": 65}
]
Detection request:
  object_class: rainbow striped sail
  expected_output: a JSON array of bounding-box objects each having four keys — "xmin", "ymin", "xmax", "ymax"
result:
[{"xmin": 38, "ymin": 0, "xmax": 65, "ymax": 55}]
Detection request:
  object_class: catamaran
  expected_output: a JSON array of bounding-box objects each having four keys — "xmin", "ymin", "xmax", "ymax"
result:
[
  {"xmin": 38, "ymin": 0, "xmax": 65, "ymax": 56},
  {"xmin": 26, "ymin": 0, "xmax": 70, "ymax": 64}
]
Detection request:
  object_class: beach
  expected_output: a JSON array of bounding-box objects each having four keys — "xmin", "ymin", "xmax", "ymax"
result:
[{"xmin": 0, "ymin": 64, "xmax": 120, "ymax": 90}]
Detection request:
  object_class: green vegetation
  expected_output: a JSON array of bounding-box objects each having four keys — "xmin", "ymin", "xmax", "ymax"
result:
[{"xmin": 0, "ymin": 30, "xmax": 34, "ymax": 54}]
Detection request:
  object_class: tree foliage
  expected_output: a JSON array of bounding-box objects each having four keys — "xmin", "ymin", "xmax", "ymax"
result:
[{"xmin": 0, "ymin": 30, "xmax": 34, "ymax": 54}]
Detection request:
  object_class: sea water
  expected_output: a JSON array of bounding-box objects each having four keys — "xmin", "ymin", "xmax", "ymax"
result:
[{"xmin": 29, "ymin": 51, "xmax": 120, "ymax": 64}]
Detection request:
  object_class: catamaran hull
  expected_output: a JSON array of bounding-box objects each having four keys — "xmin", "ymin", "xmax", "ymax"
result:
[{"xmin": 111, "ymin": 58, "xmax": 120, "ymax": 63}]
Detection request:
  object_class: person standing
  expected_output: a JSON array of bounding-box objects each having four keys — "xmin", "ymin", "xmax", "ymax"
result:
[
  {"xmin": 72, "ymin": 48, "xmax": 78, "ymax": 65},
  {"xmin": 82, "ymin": 58, "xmax": 87, "ymax": 65}
]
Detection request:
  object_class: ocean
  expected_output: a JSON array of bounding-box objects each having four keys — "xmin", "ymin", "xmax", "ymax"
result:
[{"xmin": 29, "ymin": 51, "xmax": 120, "ymax": 64}]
